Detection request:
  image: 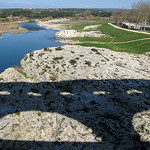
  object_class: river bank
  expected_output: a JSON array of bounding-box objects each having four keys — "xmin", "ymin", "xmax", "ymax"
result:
[{"xmin": 0, "ymin": 22, "xmax": 28, "ymax": 38}]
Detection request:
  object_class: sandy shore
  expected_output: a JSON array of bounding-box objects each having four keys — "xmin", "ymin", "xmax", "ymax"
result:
[{"xmin": 0, "ymin": 22, "xmax": 28, "ymax": 38}]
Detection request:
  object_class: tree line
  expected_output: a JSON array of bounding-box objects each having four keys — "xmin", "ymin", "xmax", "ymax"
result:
[
  {"xmin": 0, "ymin": 8, "xmax": 112, "ymax": 19},
  {"xmin": 113, "ymin": 0, "xmax": 150, "ymax": 31}
]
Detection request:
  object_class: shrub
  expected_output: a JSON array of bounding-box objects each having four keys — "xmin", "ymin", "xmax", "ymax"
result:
[
  {"xmin": 85, "ymin": 60, "xmax": 92, "ymax": 67},
  {"xmin": 69, "ymin": 59, "xmax": 77, "ymax": 65},
  {"xmin": 53, "ymin": 65, "xmax": 55, "ymax": 69},
  {"xmin": 38, "ymin": 112, "xmax": 41, "ymax": 117},
  {"xmin": 61, "ymin": 64, "xmax": 66, "ymax": 68},
  {"xmin": 56, "ymin": 68, "xmax": 59, "ymax": 72},
  {"xmin": 46, "ymin": 65, "xmax": 51, "ymax": 69},
  {"xmin": 91, "ymin": 48, "xmax": 100, "ymax": 55},
  {"xmin": 0, "ymin": 78, "xmax": 3, "ymax": 81},
  {"xmin": 29, "ymin": 52, "xmax": 34, "ymax": 57},
  {"xmin": 44, "ymin": 48, "xmax": 52, "ymax": 52},
  {"xmin": 55, "ymin": 46, "xmax": 63, "ymax": 51},
  {"xmin": 50, "ymin": 76, "xmax": 57, "ymax": 81},
  {"xmin": 42, "ymin": 68, "xmax": 47, "ymax": 74},
  {"xmin": 91, "ymin": 48, "xmax": 98, "ymax": 52},
  {"xmin": 53, "ymin": 56, "xmax": 64, "ymax": 61},
  {"xmin": 80, "ymin": 55, "xmax": 84, "ymax": 57},
  {"xmin": 38, "ymin": 53, "xmax": 45, "ymax": 57},
  {"xmin": 44, "ymin": 48, "xmax": 47, "ymax": 51},
  {"xmin": 15, "ymin": 111, "xmax": 20, "ymax": 115},
  {"xmin": 23, "ymin": 55, "xmax": 28, "ymax": 61}
]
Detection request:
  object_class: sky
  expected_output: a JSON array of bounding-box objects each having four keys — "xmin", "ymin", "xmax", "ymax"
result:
[{"xmin": 0, "ymin": 0, "xmax": 143, "ymax": 9}]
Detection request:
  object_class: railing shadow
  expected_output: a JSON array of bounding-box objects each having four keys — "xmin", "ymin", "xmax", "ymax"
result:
[{"xmin": 0, "ymin": 79, "xmax": 150, "ymax": 149}]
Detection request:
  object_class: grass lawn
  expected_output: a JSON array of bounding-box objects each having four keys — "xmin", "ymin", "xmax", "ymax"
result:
[{"xmin": 70, "ymin": 20, "xmax": 150, "ymax": 53}]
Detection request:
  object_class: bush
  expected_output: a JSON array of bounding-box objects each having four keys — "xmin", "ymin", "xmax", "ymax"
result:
[
  {"xmin": 80, "ymin": 55, "xmax": 84, "ymax": 57},
  {"xmin": 23, "ymin": 55, "xmax": 28, "ymax": 61},
  {"xmin": 55, "ymin": 46, "xmax": 63, "ymax": 51},
  {"xmin": 44, "ymin": 48, "xmax": 48, "ymax": 51},
  {"xmin": 91, "ymin": 48, "xmax": 98, "ymax": 52},
  {"xmin": 53, "ymin": 56, "xmax": 64, "ymax": 61},
  {"xmin": 85, "ymin": 60, "xmax": 92, "ymax": 67},
  {"xmin": 29, "ymin": 51, "xmax": 34, "ymax": 57},
  {"xmin": 50, "ymin": 76, "xmax": 57, "ymax": 81},
  {"xmin": 15, "ymin": 111, "xmax": 20, "ymax": 115},
  {"xmin": 69, "ymin": 59, "xmax": 77, "ymax": 65},
  {"xmin": 38, "ymin": 112, "xmax": 41, "ymax": 116},
  {"xmin": 44, "ymin": 48, "xmax": 52, "ymax": 52},
  {"xmin": 91, "ymin": 48, "xmax": 100, "ymax": 55}
]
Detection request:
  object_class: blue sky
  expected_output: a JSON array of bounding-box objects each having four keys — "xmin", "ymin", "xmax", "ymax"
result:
[{"xmin": 0, "ymin": 0, "xmax": 143, "ymax": 9}]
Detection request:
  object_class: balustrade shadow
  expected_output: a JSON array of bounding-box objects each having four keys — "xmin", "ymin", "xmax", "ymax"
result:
[{"xmin": 0, "ymin": 79, "xmax": 150, "ymax": 149}]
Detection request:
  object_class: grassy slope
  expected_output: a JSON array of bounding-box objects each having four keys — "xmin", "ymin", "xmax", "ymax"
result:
[{"xmin": 71, "ymin": 21, "xmax": 150, "ymax": 53}]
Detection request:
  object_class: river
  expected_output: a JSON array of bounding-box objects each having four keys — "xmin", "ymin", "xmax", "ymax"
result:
[{"xmin": 0, "ymin": 22, "xmax": 64, "ymax": 73}]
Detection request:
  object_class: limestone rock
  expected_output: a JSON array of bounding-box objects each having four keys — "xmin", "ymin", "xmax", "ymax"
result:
[
  {"xmin": 0, "ymin": 45, "xmax": 150, "ymax": 149},
  {"xmin": 83, "ymin": 25, "xmax": 101, "ymax": 30},
  {"xmin": 55, "ymin": 30, "xmax": 106, "ymax": 38}
]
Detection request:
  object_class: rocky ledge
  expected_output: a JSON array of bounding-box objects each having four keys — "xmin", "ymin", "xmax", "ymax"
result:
[
  {"xmin": 37, "ymin": 18, "xmax": 70, "ymax": 30},
  {"xmin": 0, "ymin": 45, "xmax": 150, "ymax": 150},
  {"xmin": 55, "ymin": 30, "xmax": 107, "ymax": 39},
  {"xmin": 37, "ymin": 19, "xmax": 108, "ymax": 40}
]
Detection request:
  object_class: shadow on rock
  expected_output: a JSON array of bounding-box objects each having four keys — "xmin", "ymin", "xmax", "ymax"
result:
[{"xmin": 0, "ymin": 79, "xmax": 150, "ymax": 150}]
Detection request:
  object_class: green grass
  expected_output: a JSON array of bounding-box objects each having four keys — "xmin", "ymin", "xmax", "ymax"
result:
[
  {"xmin": 78, "ymin": 39, "xmax": 150, "ymax": 54},
  {"xmin": 71, "ymin": 20, "xmax": 150, "ymax": 53},
  {"xmin": 70, "ymin": 21, "xmax": 108, "ymax": 31},
  {"xmin": 99, "ymin": 23, "xmax": 150, "ymax": 42}
]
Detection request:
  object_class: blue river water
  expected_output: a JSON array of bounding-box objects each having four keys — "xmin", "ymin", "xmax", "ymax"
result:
[{"xmin": 0, "ymin": 22, "xmax": 64, "ymax": 73}]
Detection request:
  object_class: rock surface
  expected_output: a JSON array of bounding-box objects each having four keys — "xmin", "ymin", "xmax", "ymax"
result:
[
  {"xmin": 83, "ymin": 25, "xmax": 101, "ymax": 30},
  {"xmin": 55, "ymin": 30, "xmax": 106, "ymax": 39},
  {"xmin": 37, "ymin": 18, "xmax": 70, "ymax": 30},
  {"xmin": 20, "ymin": 45, "xmax": 150, "ymax": 81},
  {"xmin": 0, "ymin": 45, "xmax": 150, "ymax": 149}
]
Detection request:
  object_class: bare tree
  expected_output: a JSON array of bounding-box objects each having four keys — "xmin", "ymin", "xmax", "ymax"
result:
[
  {"xmin": 113, "ymin": 0, "xmax": 150, "ymax": 31},
  {"xmin": 133, "ymin": 0, "xmax": 150, "ymax": 30},
  {"xmin": 83, "ymin": 10, "xmax": 92, "ymax": 17},
  {"xmin": 112, "ymin": 9, "xmax": 126, "ymax": 25}
]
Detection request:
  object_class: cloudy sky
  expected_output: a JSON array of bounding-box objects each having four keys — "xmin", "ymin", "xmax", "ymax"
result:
[{"xmin": 0, "ymin": 0, "xmax": 142, "ymax": 9}]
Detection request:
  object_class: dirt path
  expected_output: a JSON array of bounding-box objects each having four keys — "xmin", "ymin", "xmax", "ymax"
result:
[
  {"xmin": 82, "ymin": 37, "xmax": 150, "ymax": 44},
  {"xmin": 78, "ymin": 23, "xmax": 150, "ymax": 45},
  {"xmin": 108, "ymin": 23, "xmax": 150, "ymax": 35}
]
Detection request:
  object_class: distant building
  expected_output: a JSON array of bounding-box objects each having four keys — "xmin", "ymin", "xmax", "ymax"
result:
[{"xmin": 122, "ymin": 21, "xmax": 150, "ymax": 31}]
